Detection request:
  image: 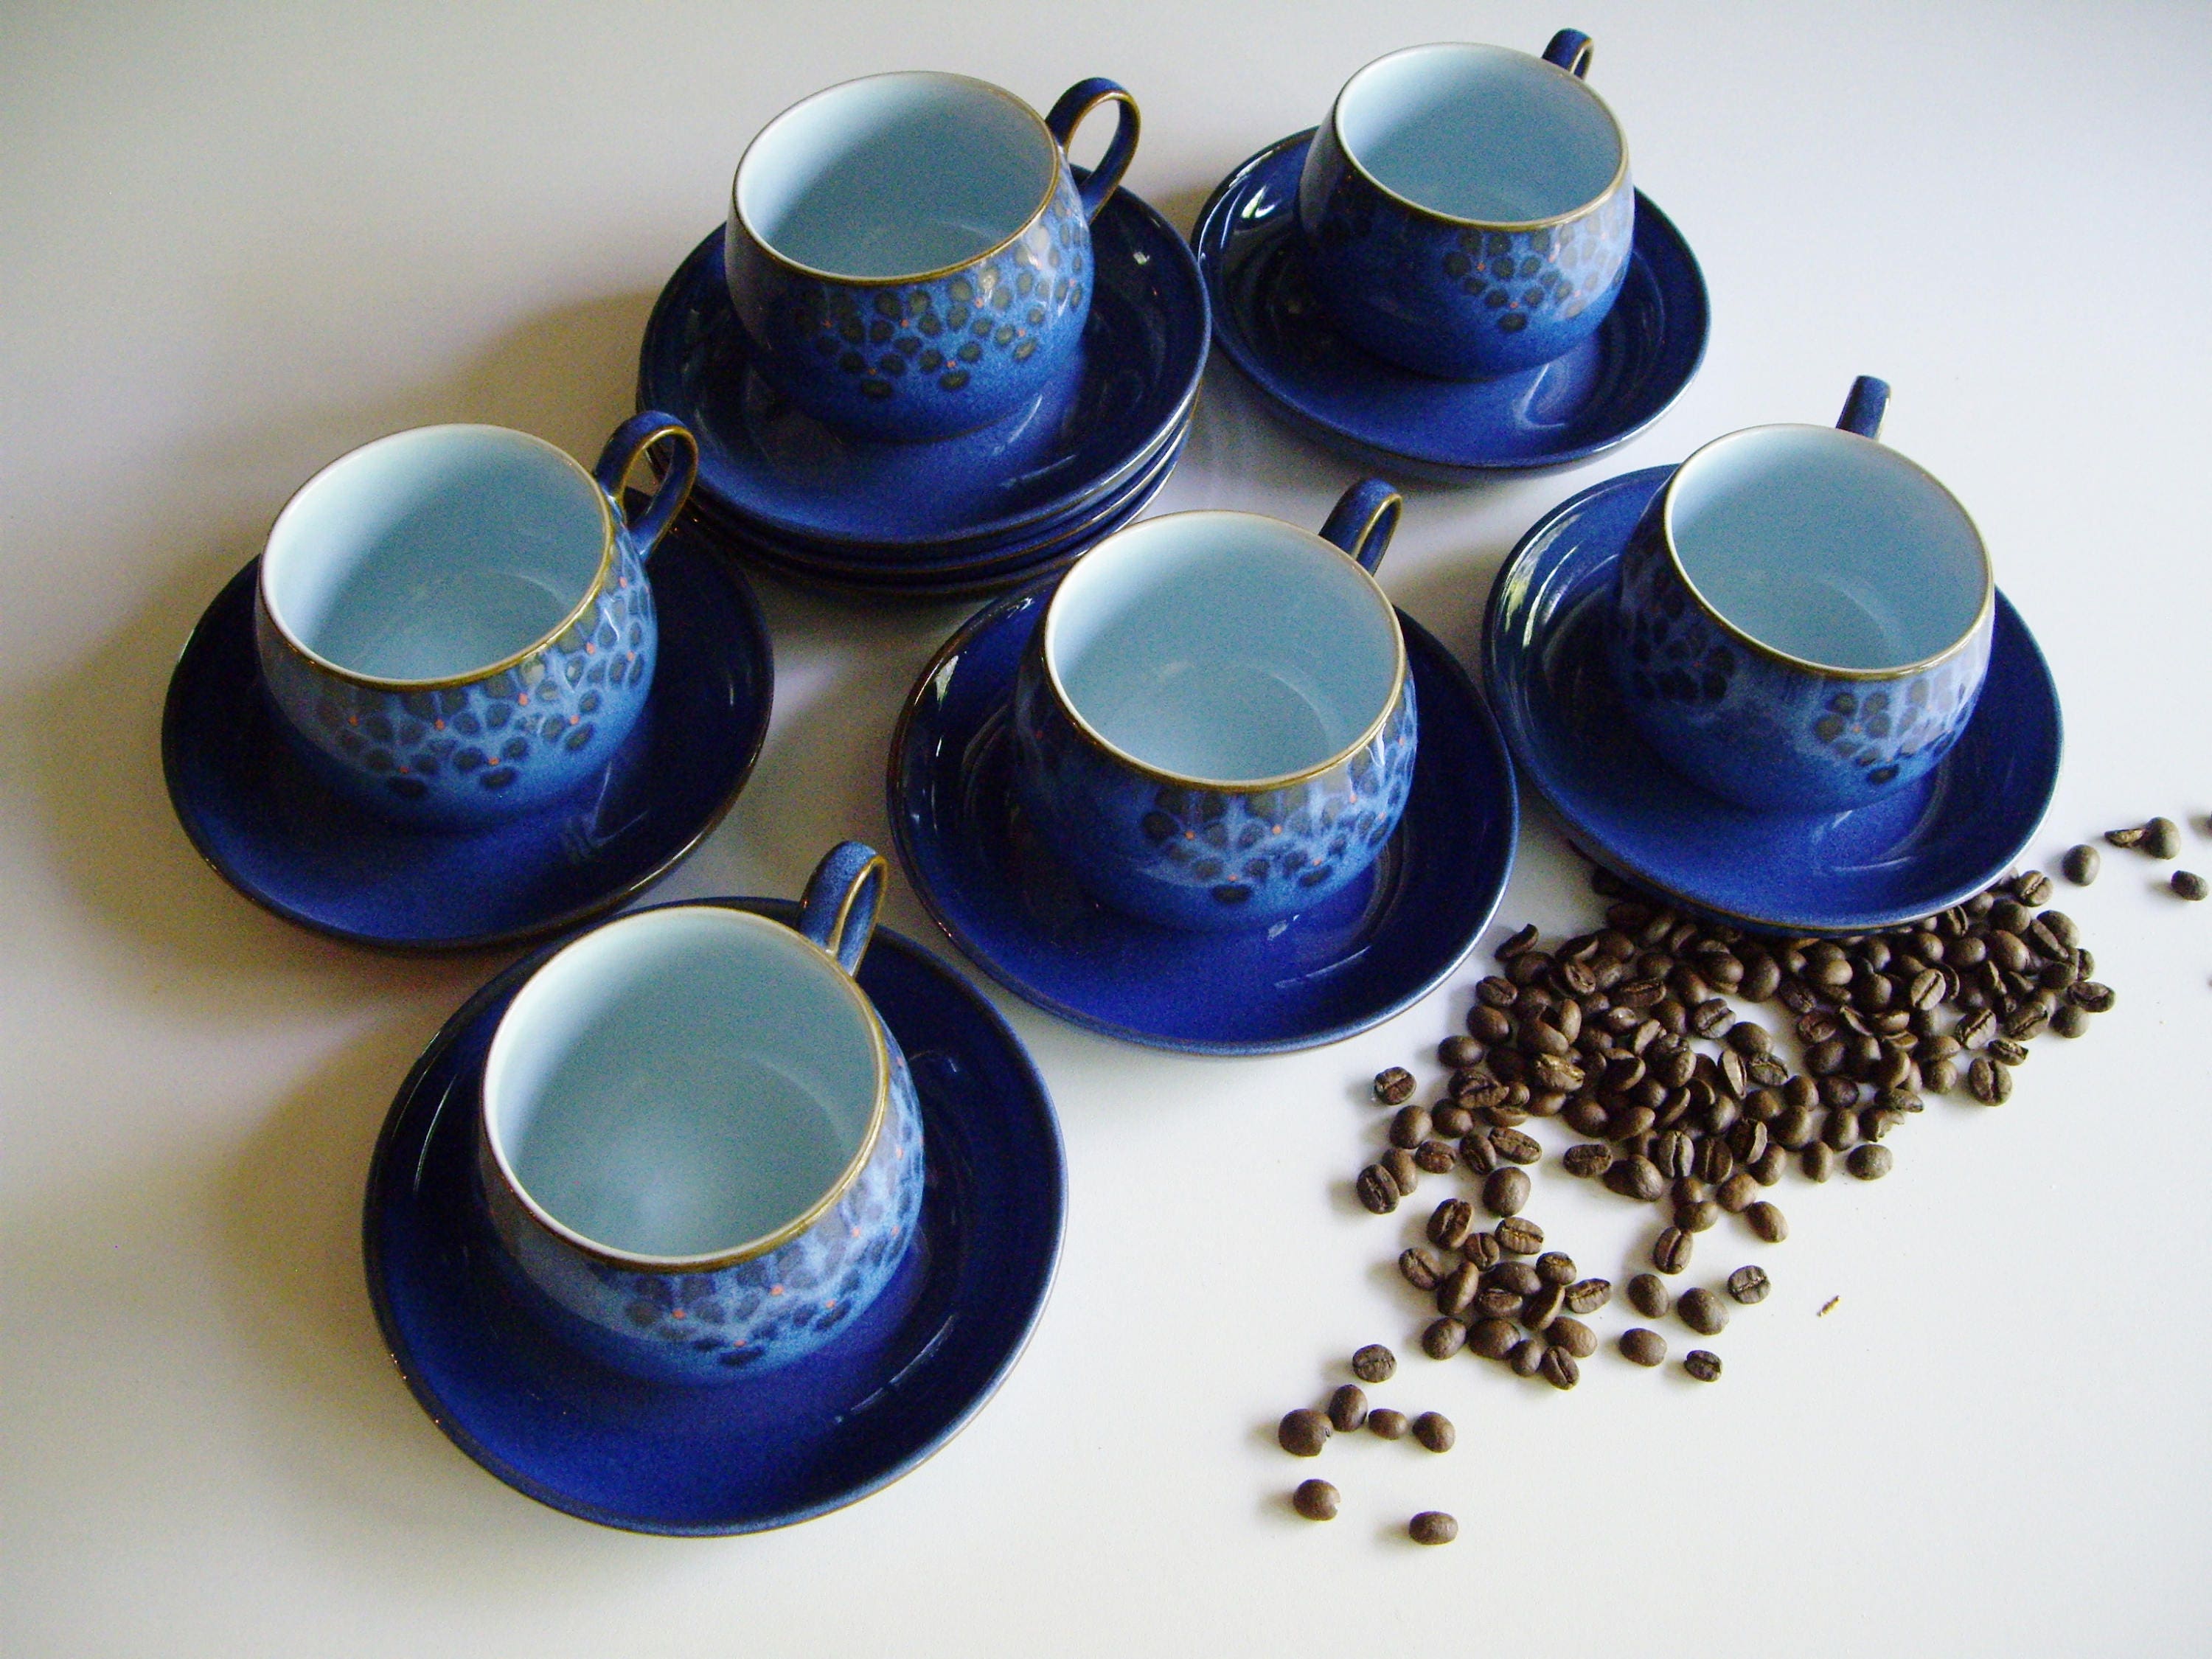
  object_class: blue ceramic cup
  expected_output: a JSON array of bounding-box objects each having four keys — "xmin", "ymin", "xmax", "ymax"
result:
[
  {"xmin": 1297, "ymin": 30, "xmax": 1633, "ymax": 379},
  {"xmin": 476, "ymin": 844, "xmax": 925, "ymax": 1383},
  {"xmin": 1609, "ymin": 378, "xmax": 1997, "ymax": 813},
  {"xmin": 254, "ymin": 414, "xmax": 697, "ymax": 828},
  {"xmin": 726, "ymin": 70, "xmax": 1139, "ymax": 442},
  {"xmin": 1012, "ymin": 479, "xmax": 1417, "ymax": 931}
]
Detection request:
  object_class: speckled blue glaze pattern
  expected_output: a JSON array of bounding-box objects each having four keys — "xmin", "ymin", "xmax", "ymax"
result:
[
  {"xmin": 478, "ymin": 1039, "xmax": 924, "ymax": 1382},
  {"xmin": 1298, "ymin": 136, "xmax": 1632, "ymax": 379},
  {"xmin": 728, "ymin": 167, "xmax": 1093, "ymax": 442},
  {"xmin": 1610, "ymin": 518, "xmax": 1991, "ymax": 810}
]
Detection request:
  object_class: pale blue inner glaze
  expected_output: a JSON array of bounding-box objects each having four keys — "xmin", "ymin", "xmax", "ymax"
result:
[
  {"xmin": 1670, "ymin": 428, "xmax": 1987, "ymax": 671},
  {"xmin": 1048, "ymin": 512, "xmax": 1400, "ymax": 782},
  {"xmin": 262, "ymin": 426, "xmax": 607, "ymax": 683},
  {"xmin": 738, "ymin": 72, "xmax": 1055, "ymax": 279},
  {"xmin": 485, "ymin": 909, "xmax": 880, "ymax": 1260},
  {"xmin": 1338, "ymin": 44, "xmax": 1621, "ymax": 223}
]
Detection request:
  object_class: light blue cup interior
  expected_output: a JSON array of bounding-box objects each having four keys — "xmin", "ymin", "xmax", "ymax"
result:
[
  {"xmin": 1338, "ymin": 43, "xmax": 1621, "ymax": 221},
  {"xmin": 1670, "ymin": 428, "xmax": 1988, "ymax": 671},
  {"xmin": 737, "ymin": 72, "xmax": 1057, "ymax": 279},
  {"xmin": 262, "ymin": 425, "xmax": 608, "ymax": 682},
  {"xmin": 1046, "ymin": 512, "xmax": 1401, "ymax": 782},
  {"xmin": 484, "ymin": 908, "xmax": 881, "ymax": 1261}
]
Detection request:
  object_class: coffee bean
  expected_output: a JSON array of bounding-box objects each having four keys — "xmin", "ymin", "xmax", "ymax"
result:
[
  {"xmin": 1356, "ymin": 1164, "xmax": 1400, "ymax": 1214},
  {"xmin": 1954, "ymin": 1007, "xmax": 1996, "ymax": 1048},
  {"xmin": 1427, "ymin": 1197, "xmax": 1474, "ymax": 1251},
  {"xmin": 1408, "ymin": 1511, "xmax": 1458, "ymax": 1545},
  {"xmin": 1677, "ymin": 1287, "xmax": 1728, "ymax": 1335},
  {"xmin": 1279, "ymin": 1408, "xmax": 1330, "ymax": 1455},
  {"xmin": 1326, "ymin": 1383, "xmax": 1368, "ymax": 1432},
  {"xmin": 1627, "ymin": 1272, "xmax": 1672, "ymax": 1319},
  {"xmin": 2105, "ymin": 824, "xmax": 2148, "ymax": 848},
  {"xmin": 1382, "ymin": 1148, "xmax": 1421, "ymax": 1195},
  {"xmin": 1351, "ymin": 1344, "xmax": 1396, "ymax": 1384},
  {"xmin": 2070, "ymin": 981, "xmax": 2116, "ymax": 1013},
  {"xmin": 1966, "ymin": 1057, "xmax": 2012, "ymax": 1104},
  {"xmin": 1438, "ymin": 1034, "xmax": 1484, "ymax": 1071},
  {"xmin": 1374, "ymin": 1065, "xmax": 1416, "ymax": 1105},
  {"xmin": 2146, "ymin": 817, "xmax": 2182, "ymax": 859},
  {"xmin": 1619, "ymin": 1326, "xmax": 1667, "ymax": 1366},
  {"xmin": 1435, "ymin": 1263, "xmax": 1479, "ymax": 1320},
  {"xmin": 1697, "ymin": 1138, "xmax": 1735, "ymax": 1185},
  {"xmin": 1415, "ymin": 1138, "xmax": 1458, "ymax": 1175},
  {"xmin": 1459, "ymin": 1130, "xmax": 1500, "ymax": 1176},
  {"xmin": 1689, "ymin": 998, "xmax": 1733, "ymax": 1039},
  {"xmin": 1478, "ymin": 974, "xmax": 1519, "ymax": 1007},
  {"xmin": 1605, "ymin": 1155, "xmax": 1666, "ymax": 1202},
  {"xmin": 1398, "ymin": 1248, "xmax": 1443, "ymax": 1293},
  {"xmin": 1515, "ymin": 1253, "xmax": 1569, "ymax": 1293},
  {"xmin": 1675, "ymin": 1197, "xmax": 1720, "ymax": 1234},
  {"xmin": 1683, "ymin": 1349, "xmax": 1723, "ymax": 1382},
  {"xmin": 1388, "ymin": 1105, "xmax": 1432, "ymax": 1150},
  {"xmin": 1750, "ymin": 1144, "xmax": 1787, "ymax": 1186},
  {"xmin": 1484, "ymin": 1166, "xmax": 1531, "ymax": 1217},
  {"xmin": 1563, "ymin": 1143, "xmax": 1611, "ymax": 1178},
  {"xmin": 1727, "ymin": 1265, "xmax": 1771, "ymax": 1304},
  {"xmin": 1495, "ymin": 1216, "xmax": 1545, "ymax": 1255},
  {"xmin": 1507, "ymin": 1336, "xmax": 1547, "ymax": 1377},
  {"xmin": 1467, "ymin": 1006, "xmax": 1514, "ymax": 1043},
  {"xmin": 1413, "ymin": 1411, "xmax": 1455, "ymax": 1453},
  {"xmin": 2175, "ymin": 871, "xmax": 2209, "ymax": 901},
  {"xmin": 1565, "ymin": 1278, "xmax": 1612, "ymax": 1315},
  {"xmin": 1368, "ymin": 1408, "xmax": 1409, "ymax": 1440},
  {"xmin": 2013, "ymin": 869, "xmax": 2053, "ymax": 905},
  {"xmin": 1545, "ymin": 1316, "xmax": 1596, "ymax": 1360},
  {"xmin": 1847, "ymin": 1143, "xmax": 1894, "ymax": 1180},
  {"xmin": 1496, "ymin": 922, "xmax": 1541, "ymax": 961},
  {"xmin": 1462, "ymin": 1231, "xmax": 1503, "ymax": 1272},
  {"xmin": 1652, "ymin": 1227, "xmax": 1694, "ymax": 1275},
  {"xmin": 1730, "ymin": 1119, "xmax": 1770, "ymax": 1164},
  {"xmin": 2059, "ymin": 845, "xmax": 2099, "ymax": 886},
  {"xmin": 1474, "ymin": 1286, "xmax": 1521, "ymax": 1320},
  {"xmin": 1491, "ymin": 1127, "xmax": 1543, "ymax": 1166},
  {"xmin": 1540, "ymin": 1346, "xmax": 1581, "ymax": 1390},
  {"xmin": 1422, "ymin": 1317, "xmax": 1468, "ymax": 1360},
  {"xmin": 1492, "ymin": 1262, "xmax": 1543, "ymax": 1299},
  {"xmin": 1470, "ymin": 1317, "xmax": 1517, "ymax": 1360},
  {"xmin": 1714, "ymin": 1171, "xmax": 1756, "ymax": 1214},
  {"xmin": 2051, "ymin": 1003, "xmax": 2090, "ymax": 1038},
  {"xmin": 1293, "ymin": 1478, "xmax": 1340, "ymax": 1520},
  {"xmin": 1522, "ymin": 1284, "xmax": 1565, "ymax": 1330}
]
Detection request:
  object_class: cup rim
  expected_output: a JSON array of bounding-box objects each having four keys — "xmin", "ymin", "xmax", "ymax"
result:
[
  {"xmin": 257, "ymin": 423, "xmax": 618, "ymax": 692},
  {"xmin": 1327, "ymin": 41, "xmax": 1630, "ymax": 232},
  {"xmin": 1656, "ymin": 422, "xmax": 1996, "ymax": 682},
  {"xmin": 479, "ymin": 904, "xmax": 893, "ymax": 1272},
  {"xmin": 730, "ymin": 69, "xmax": 1062, "ymax": 288},
  {"xmin": 1039, "ymin": 507, "xmax": 1410, "ymax": 790}
]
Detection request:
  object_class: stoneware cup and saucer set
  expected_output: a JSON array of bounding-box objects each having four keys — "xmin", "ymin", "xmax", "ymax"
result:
[{"xmin": 636, "ymin": 69, "xmax": 1211, "ymax": 599}]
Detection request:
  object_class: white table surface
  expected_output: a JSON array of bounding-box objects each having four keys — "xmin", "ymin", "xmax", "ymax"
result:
[{"xmin": 5, "ymin": 2, "xmax": 2209, "ymax": 1652}]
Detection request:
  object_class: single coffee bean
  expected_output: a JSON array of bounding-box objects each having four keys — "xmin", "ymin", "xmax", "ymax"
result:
[
  {"xmin": 1727, "ymin": 1265, "xmax": 1771, "ymax": 1304},
  {"xmin": 1822, "ymin": 1105, "xmax": 1858, "ymax": 1152},
  {"xmin": 1676, "ymin": 1197, "xmax": 1720, "ymax": 1234},
  {"xmin": 1677, "ymin": 1287, "xmax": 1728, "ymax": 1335},
  {"xmin": 1414, "ymin": 1138, "xmax": 1458, "ymax": 1175},
  {"xmin": 1374, "ymin": 1065, "xmax": 1416, "ymax": 1105},
  {"xmin": 1383, "ymin": 1148, "xmax": 1421, "ymax": 1195},
  {"xmin": 1605, "ymin": 1155, "xmax": 1666, "ymax": 1202},
  {"xmin": 1730, "ymin": 1119, "xmax": 1770, "ymax": 1164},
  {"xmin": 1619, "ymin": 1326, "xmax": 1667, "ymax": 1366},
  {"xmin": 1717, "ymin": 1171, "xmax": 1759, "ymax": 1213},
  {"xmin": 1924, "ymin": 1056, "xmax": 1960, "ymax": 1093},
  {"xmin": 1507, "ymin": 1336, "xmax": 1547, "ymax": 1377},
  {"xmin": 2174, "ymin": 871, "xmax": 2209, "ymax": 901},
  {"xmin": 1565, "ymin": 1278, "xmax": 1612, "ymax": 1315},
  {"xmin": 1413, "ymin": 1411, "xmax": 1455, "ymax": 1453},
  {"xmin": 1563, "ymin": 1143, "xmax": 1611, "ymax": 1178},
  {"xmin": 1279, "ymin": 1408, "xmax": 1330, "ymax": 1456},
  {"xmin": 1484, "ymin": 1166, "xmax": 1531, "ymax": 1217},
  {"xmin": 1477, "ymin": 974, "xmax": 1519, "ymax": 1007},
  {"xmin": 1540, "ymin": 1346, "xmax": 1581, "ymax": 1390},
  {"xmin": 1474, "ymin": 1286, "xmax": 1523, "ymax": 1320},
  {"xmin": 1491, "ymin": 1127, "xmax": 1543, "ymax": 1166},
  {"xmin": 1750, "ymin": 1144, "xmax": 1787, "ymax": 1186},
  {"xmin": 1492, "ymin": 1259, "xmax": 1543, "ymax": 1295},
  {"xmin": 1351, "ymin": 1343, "xmax": 1396, "ymax": 1384},
  {"xmin": 2104, "ymin": 823, "xmax": 2148, "ymax": 848},
  {"xmin": 1428, "ymin": 1197, "xmax": 1475, "ymax": 1251},
  {"xmin": 1954, "ymin": 1006, "xmax": 1996, "ymax": 1048},
  {"xmin": 1689, "ymin": 998, "xmax": 1733, "ymax": 1038},
  {"xmin": 1434, "ymin": 1102, "xmax": 1478, "ymax": 1138},
  {"xmin": 1356, "ymin": 1164, "xmax": 1400, "ymax": 1214},
  {"xmin": 1847, "ymin": 1143, "xmax": 1894, "ymax": 1180},
  {"xmin": 2051, "ymin": 1003, "xmax": 2090, "ymax": 1038},
  {"xmin": 1422, "ymin": 1317, "xmax": 1468, "ymax": 1360},
  {"xmin": 1389, "ymin": 1105, "xmax": 1433, "ymax": 1150},
  {"xmin": 1652, "ymin": 1227, "xmax": 1694, "ymax": 1275},
  {"xmin": 2069, "ymin": 981, "xmax": 2116, "ymax": 1013},
  {"xmin": 1672, "ymin": 1175, "xmax": 1711, "ymax": 1207},
  {"xmin": 2146, "ymin": 817, "xmax": 2182, "ymax": 859},
  {"xmin": 1697, "ymin": 1138, "xmax": 1735, "ymax": 1185},
  {"xmin": 1398, "ymin": 1248, "xmax": 1443, "ymax": 1293},
  {"xmin": 1547, "ymin": 1316, "xmax": 1597, "ymax": 1360},
  {"xmin": 1497, "ymin": 922, "xmax": 1541, "ymax": 960},
  {"xmin": 1495, "ymin": 1216, "xmax": 1545, "ymax": 1256},
  {"xmin": 1459, "ymin": 1130, "xmax": 1500, "ymax": 1176},
  {"xmin": 1461, "ymin": 1231, "xmax": 1503, "ymax": 1272},
  {"xmin": 1326, "ymin": 1383, "xmax": 1368, "ymax": 1432},
  {"xmin": 1292, "ymin": 1478, "xmax": 1340, "ymax": 1520},
  {"xmin": 1800, "ymin": 1141, "xmax": 1836, "ymax": 1182},
  {"xmin": 2061, "ymin": 845, "xmax": 2100, "ymax": 886},
  {"xmin": 1470, "ymin": 1317, "xmax": 1517, "ymax": 1360},
  {"xmin": 1529, "ymin": 1251, "xmax": 1573, "ymax": 1287},
  {"xmin": 2013, "ymin": 869, "xmax": 2054, "ymax": 905},
  {"xmin": 1435, "ymin": 1263, "xmax": 1479, "ymax": 1320},
  {"xmin": 1467, "ymin": 1005, "xmax": 1514, "ymax": 1043},
  {"xmin": 1438, "ymin": 1034, "xmax": 1484, "ymax": 1070},
  {"xmin": 1522, "ymin": 1284, "xmax": 1565, "ymax": 1330},
  {"xmin": 1627, "ymin": 1272, "xmax": 1672, "ymax": 1319},
  {"xmin": 1683, "ymin": 1349, "xmax": 1723, "ymax": 1382},
  {"xmin": 1746, "ymin": 1200, "xmax": 1789, "ymax": 1243},
  {"xmin": 1368, "ymin": 1408, "xmax": 1409, "ymax": 1440},
  {"xmin": 1966, "ymin": 1057, "xmax": 2012, "ymax": 1105},
  {"xmin": 1408, "ymin": 1511, "xmax": 1459, "ymax": 1545}
]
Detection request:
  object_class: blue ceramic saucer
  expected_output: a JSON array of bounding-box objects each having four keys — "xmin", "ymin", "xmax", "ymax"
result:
[
  {"xmin": 364, "ymin": 899, "xmax": 1064, "ymax": 1534},
  {"xmin": 1482, "ymin": 467, "xmax": 2063, "ymax": 935},
  {"xmin": 1192, "ymin": 132, "xmax": 1708, "ymax": 479},
  {"xmin": 161, "ymin": 512, "xmax": 772, "ymax": 952},
  {"xmin": 637, "ymin": 181, "xmax": 1208, "ymax": 555},
  {"xmin": 887, "ymin": 578, "xmax": 1518, "ymax": 1054}
]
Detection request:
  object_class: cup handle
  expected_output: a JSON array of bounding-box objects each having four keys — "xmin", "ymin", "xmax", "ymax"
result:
[
  {"xmin": 797, "ymin": 841, "xmax": 888, "ymax": 977},
  {"xmin": 593, "ymin": 411, "xmax": 698, "ymax": 558},
  {"xmin": 1046, "ymin": 79, "xmax": 1141, "ymax": 222},
  {"xmin": 1318, "ymin": 478, "xmax": 1402, "ymax": 574},
  {"xmin": 1543, "ymin": 29, "xmax": 1595, "ymax": 78},
  {"xmin": 1837, "ymin": 376, "xmax": 1891, "ymax": 440}
]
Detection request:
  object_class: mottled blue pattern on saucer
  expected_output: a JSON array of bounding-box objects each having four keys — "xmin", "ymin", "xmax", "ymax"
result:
[
  {"xmin": 1193, "ymin": 132, "xmax": 1705, "ymax": 476},
  {"xmin": 161, "ymin": 511, "xmax": 771, "ymax": 952},
  {"xmin": 888, "ymin": 580, "xmax": 1517, "ymax": 1054},
  {"xmin": 364, "ymin": 902, "xmax": 1064, "ymax": 1534},
  {"xmin": 1482, "ymin": 467, "xmax": 2062, "ymax": 935}
]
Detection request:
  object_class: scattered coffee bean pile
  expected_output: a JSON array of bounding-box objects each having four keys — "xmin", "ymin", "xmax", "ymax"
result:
[
  {"xmin": 1279, "ymin": 1346, "xmax": 1458, "ymax": 1535},
  {"xmin": 2096, "ymin": 816, "xmax": 2207, "ymax": 900}
]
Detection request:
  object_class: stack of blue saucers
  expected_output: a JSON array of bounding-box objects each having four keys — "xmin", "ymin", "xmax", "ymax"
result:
[{"xmin": 636, "ymin": 183, "xmax": 1209, "ymax": 600}]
